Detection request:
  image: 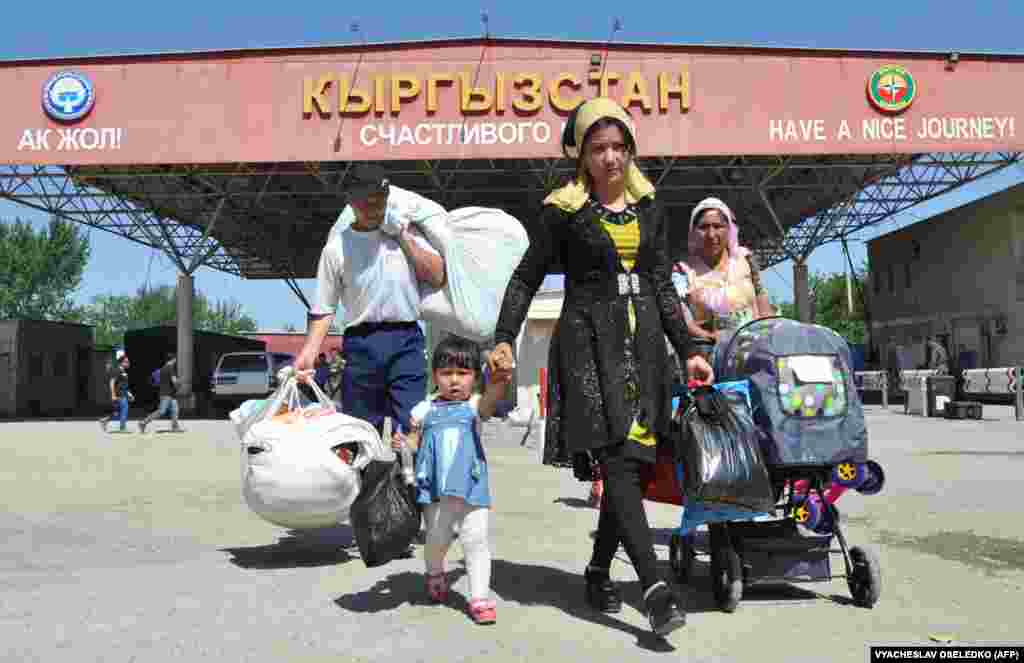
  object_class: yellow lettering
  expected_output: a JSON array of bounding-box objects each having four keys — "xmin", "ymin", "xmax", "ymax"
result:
[
  {"xmin": 338, "ymin": 75, "xmax": 371, "ymax": 115},
  {"xmin": 512, "ymin": 73, "xmax": 543, "ymax": 113},
  {"xmin": 548, "ymin": 73, "xmax": 582, "ymax": 112},
  {"xmin": 390, "ymin": 75, "xmax": 421, "ymax": 114},
  {"xmin": 303, "ymin": 74, "xmax": 334, "ymax": 116},
  {"xmin": 588, "ymin": 71, "xmax": 621, "ymax": 98},
  {"xmin": 373, "ymin": 76, "xmax": 387, "ymax": 114},
  {"xmin": 458, "ymin": 72, "xmax": 493, "ymax": 113},
  {"xmin": 495, "ymin": 72, "xmax": 506, "ymax": 113},
  {"xmin": 426, "ymin": 74, "xmax": 455, "ymax": 114},
  {"xmin": 659, "ymin": 68, "xmax": 690, "ymax": 112},
  {"xmin": 306, "ymin": 68, "xmax": 690, "ymax": 117},
  {"xmin": 620, "ymin": 72, "xmax": 653, "ymax": 112}
]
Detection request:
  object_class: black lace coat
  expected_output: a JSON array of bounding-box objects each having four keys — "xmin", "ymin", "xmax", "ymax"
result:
[{"xmin": 494, "ymin": 197, "xmax": 694, "ymax": 467}]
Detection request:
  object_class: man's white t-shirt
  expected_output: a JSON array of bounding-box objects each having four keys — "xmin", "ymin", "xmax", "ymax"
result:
[{"xmin": 312, "ymin": 187, "xmax": 443, "ymax": 327}]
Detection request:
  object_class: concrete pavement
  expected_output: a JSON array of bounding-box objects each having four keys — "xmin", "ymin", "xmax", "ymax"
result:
[{"xmin": 0, "ymin": 405, "xmax": 1021, "ymax": 662}]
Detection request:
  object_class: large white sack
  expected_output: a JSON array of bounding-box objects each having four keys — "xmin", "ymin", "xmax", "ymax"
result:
[
  {"xmin": 229, "ymin": 397, "xmax": 272, "ymax": 441},
  {"xmin": 416, "ymin": 207, "xmax": 529, "ymax": 343},
  {"xmin": 239, "ymin": 377, "xmax": 394, "ymax": 530}
]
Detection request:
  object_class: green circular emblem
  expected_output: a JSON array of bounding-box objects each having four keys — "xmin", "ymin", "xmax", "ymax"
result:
[{"xmin": 867, "ymin": 65, "xmax": 916, "ymax": 113}]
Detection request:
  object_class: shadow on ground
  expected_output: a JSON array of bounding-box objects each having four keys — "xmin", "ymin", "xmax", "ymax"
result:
[
  {"xmin": 876, "ymin": 529, "xmax": 1024, "ymax": 575},
  {"xmin": 222, "ymin": 526, "xmax": 358, "ymax": 569},
  {"xmin": 334, "ymin": 569, "xmax": 468, "ymax": 613},
  {"xmin": 553, "ymin": 497, "xmax": 594, "ymax": 510}
]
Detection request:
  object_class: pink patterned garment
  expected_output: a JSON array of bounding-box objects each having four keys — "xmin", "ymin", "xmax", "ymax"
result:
[{"xmin": 676, "ymin": 198, "xmax": 757, "ymax": 331}]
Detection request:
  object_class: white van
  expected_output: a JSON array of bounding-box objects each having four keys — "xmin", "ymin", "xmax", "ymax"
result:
[{"xmin": 211, "ymin": 352, "xmax": 295, "ymax": 408}]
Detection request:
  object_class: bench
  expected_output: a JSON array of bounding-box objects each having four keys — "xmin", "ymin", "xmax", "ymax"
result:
[
  {"xmin": 854, "ymin": 367, "xmax": 1023, "ymax": 420},
  {"xmin": 960, "ymin": 367, "xmax": 1023, "ymax": 421},
  {"xmin": 854, "ymin": 370, "xmax": 890, "ymax": 408},
  {"xmin": 899, "ymin": 369, "xmax": 941, "ymax": 416}
]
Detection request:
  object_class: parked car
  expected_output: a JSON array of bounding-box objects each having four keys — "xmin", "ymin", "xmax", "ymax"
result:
[
  {"xmin": 125, "ymin": 326, "xmax": 267, "ymax": 413},
  {"xmin": 211, "ymin": 352, "xmax": 295, "ymax": 413}
]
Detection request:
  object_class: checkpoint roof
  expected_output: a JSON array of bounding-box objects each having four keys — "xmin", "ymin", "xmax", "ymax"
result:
[{"xmin": 1, "ymin": 37, "xmax": 1021, "ymax": 279}]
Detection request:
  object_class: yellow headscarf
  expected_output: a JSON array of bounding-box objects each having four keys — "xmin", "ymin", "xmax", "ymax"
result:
[{"xmin": 544, "ymin": 97, "xmax": 656, "ymax": 213}]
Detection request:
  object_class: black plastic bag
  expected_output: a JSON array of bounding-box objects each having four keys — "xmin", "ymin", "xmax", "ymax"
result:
[
  {"xmin": 350, "ymin": 460, "xmax": 421, "ymax": 568},
  {"xmin": 678, "ymin": 386, "xmax": 774, "ymax": 513}
]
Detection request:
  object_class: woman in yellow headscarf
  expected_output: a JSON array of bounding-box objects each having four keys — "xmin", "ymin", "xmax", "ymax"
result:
[{"xmin": 488, "ymin": 98, "xmax": 713, "ymax": 637}]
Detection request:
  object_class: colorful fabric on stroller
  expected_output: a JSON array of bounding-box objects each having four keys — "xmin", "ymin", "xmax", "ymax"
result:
[{"xmin": 671, "ymin": 380, "xmax": 772, "ymax": 536}]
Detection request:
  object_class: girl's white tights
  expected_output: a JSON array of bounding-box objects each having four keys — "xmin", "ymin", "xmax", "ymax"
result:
[{"xmin": 423, "ymin": 497, "xmax": 491, "ymax": 601}]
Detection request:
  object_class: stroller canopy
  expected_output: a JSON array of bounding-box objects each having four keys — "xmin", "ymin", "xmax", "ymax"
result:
[{"xmin": 715, "ymin": 318, "xmax": 868, "ymax": 467}]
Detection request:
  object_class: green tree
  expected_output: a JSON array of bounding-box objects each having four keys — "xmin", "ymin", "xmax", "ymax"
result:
[
  {"xmin": 776, "ymin": 267, "xmax": 867, "ymax": 344},
  {"xmin": 79, "ymin": 283, "xmax": 257, "ymax": 346},
  {"xmin": 0, "ymin": 216, "xmax": 90, "ymax": 321}
]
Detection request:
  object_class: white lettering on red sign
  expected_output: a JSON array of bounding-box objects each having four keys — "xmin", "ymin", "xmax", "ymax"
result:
[
  {"xmin": 17, "ymin": 127, "xmax": 125, "ymax": 152},
  {"xmin": 358, "ymin": 121, "xmax": 562, "ymax": 147},
  {"xmin": 769, "ymin": 116, "xmax": 1017, "ymax": 143}
]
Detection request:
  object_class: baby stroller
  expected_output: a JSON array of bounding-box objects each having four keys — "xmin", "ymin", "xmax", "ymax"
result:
[{"xmin": 665, "ymin": 317, "xmax": 885, "ymax": 611}]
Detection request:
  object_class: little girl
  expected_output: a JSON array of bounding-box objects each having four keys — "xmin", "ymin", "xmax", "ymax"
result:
[{"xmin": 392, "ymin": 336, "xmax": 510, "ymax": 625}]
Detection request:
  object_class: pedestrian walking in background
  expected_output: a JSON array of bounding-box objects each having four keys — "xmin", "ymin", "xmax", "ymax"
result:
[{"xmin": 139, "ymin": 354, "xmax": 183, "ymax": 433}]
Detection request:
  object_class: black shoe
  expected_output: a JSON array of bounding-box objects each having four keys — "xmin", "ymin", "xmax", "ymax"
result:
[
  {"xmin": 584, "ymin": 567, "xmax": 622, "ymax": 614},
  {"xmin": 645, "ymin": 582, "xmax": 686, "ymax": 636}
]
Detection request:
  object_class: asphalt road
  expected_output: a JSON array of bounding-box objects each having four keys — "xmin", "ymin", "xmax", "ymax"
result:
[{"xmin": 0, "ymin": 405, "xmax": 1021, "ymax": 662}]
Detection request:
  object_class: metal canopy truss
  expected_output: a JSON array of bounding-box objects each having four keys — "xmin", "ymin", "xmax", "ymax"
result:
[
  {"xmin": 0, "ymin": 151, "xmax": 1020, "ymax": 279},
  {"xmin": 760, "ymin": 152, "xmax": 1023, "ymax": 266}
]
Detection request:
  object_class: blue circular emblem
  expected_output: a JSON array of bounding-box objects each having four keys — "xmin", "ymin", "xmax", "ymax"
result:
[{"xmin": 42, "ymin": 71, "xmax": 96, "ymax": 122}]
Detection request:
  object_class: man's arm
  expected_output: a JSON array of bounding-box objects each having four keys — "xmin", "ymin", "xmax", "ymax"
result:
[
  {"xmin": 109, "ymin": 377, "xmax": 117, "ymax": 400},
  {"xmin": 298, "ymin": 314, "xmax": 335, "ymax": 372},
  {"xmin": 398, "ymin": 227, "xmax": 445, "ymax": 289},
  {"xmin": 298, "ymin": 244, "xmax": 343, "ymax": 372}
]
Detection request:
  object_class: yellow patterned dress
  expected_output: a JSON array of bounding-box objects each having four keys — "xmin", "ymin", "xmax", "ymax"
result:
[{"xmin": 594, "ymin": 199, "xmax": 658, "ymax": 450}]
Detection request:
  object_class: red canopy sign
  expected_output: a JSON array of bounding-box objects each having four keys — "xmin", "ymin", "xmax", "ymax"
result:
[{"xmin": 1, "ymin": 41, "xmax": 1021, "ymax": 165}]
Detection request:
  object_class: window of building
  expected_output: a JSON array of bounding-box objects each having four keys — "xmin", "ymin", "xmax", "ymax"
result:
[
  {"xmin": 888, "ymin": 264, "xmax": 896, "ymax": 293},
  {"xmin": 904, "ymin": 262, "xmax": 912, "ymax": 289},
  {"xmin": 29, "ymin": 353, "xmax": 44, "ymax": 377},
  {"xmin": 873, "ymin": 270, "xmax": 882, "ymax": 295}
]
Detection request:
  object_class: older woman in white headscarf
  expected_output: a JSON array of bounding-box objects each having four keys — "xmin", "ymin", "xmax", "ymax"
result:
[{"xmin": 673, "ymin": 197, "xmax": 774, "ymax": 365}]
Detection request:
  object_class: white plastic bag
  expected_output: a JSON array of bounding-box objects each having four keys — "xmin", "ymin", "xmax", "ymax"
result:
[
  {"xmin": 239, "ymin": 375, "xmax": 394, "ymax": 530},
  {"xmin": 229, "ymin": 398, "xmax": 271, "ymax": 441},
  {"xmin": 416, "ymin": 207, "xmax": 529, "ymax": 343}
]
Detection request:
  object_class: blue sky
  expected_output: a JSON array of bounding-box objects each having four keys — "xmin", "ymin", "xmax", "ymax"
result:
[{"xmin": 2, "ymin": 1, "xmax": 1023, "ymax": 329}]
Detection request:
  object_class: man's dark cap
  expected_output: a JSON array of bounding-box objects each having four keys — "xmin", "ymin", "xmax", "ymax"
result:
[{"xmin": 346, "ymin": 164, "xmax": 390, "ymax": 201}]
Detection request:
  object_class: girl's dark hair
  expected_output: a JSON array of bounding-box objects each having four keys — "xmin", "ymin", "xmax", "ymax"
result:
[{"xmin": 432, "ymin": 335, "xmax": 481, "ymax": 373}]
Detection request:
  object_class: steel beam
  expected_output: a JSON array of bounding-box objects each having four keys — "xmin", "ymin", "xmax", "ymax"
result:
[{"xmin": 1, "ymin": 151, "xmax": 1020, "ymax": 280}]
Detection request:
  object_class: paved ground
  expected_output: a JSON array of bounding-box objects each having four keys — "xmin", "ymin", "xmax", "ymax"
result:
[{"xmin": 0, "ymin": 405, "xmax": 1021, "ymax": 662}]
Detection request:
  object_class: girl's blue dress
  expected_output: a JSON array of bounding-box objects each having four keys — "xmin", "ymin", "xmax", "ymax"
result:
[{"xmin": 414, "ymin": 399, "xmax": 491, "ymax": 508}]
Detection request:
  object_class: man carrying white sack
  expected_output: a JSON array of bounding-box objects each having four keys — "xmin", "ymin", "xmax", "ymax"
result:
[{"xmin": 296, "ymin": 164, "xmax": 446, "ymax": 437}]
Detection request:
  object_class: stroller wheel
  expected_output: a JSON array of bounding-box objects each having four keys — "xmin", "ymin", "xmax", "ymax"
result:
[
  {"xmin": 709, "ymin": 525, "xmax": 742, "ymax": 613},
  {"xmin": 669, "ymin": 533, "xmax": 695, "ymax": 584},
  {"xmin": 793, "ymin": 495, "xmax": 833, "ymax": 532},
  {"xmin": 792, "ymin": 495, "xmax": 819, "ymax": 527},
  {"xmin": 857, "ymin": 460, "xmax": 886, "ymax": 496},
  {"xmin": 832, "ymin": 462, "xmax": 867, "ymax": 489},
  {"xmin": 847, "ymin": 545, "xmax": 882, "ymax": 608}
]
